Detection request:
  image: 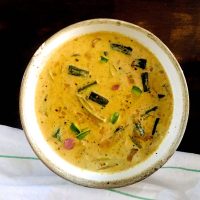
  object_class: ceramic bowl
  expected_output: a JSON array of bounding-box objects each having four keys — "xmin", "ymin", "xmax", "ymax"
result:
[{"xmin": 20, "ymin": 18, "xmax": 189, "ymax": 188}]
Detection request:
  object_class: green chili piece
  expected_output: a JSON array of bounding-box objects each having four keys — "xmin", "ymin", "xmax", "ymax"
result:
[
  {"xmin": 131, "ymin": 86, "xmax": 142, "ymax": 96},
  {"xmin": 100, "ymin": 56, "xmax": 108, "ymax": 63},
  {"xmin": 76, "ymin": 129, "xmax": 90, "ymax": 140},
  {"xmin": 70, "ymin": 123, "xmax": 80, "ymax": 135},
  {"xmin": 53, "ymin": 128, "xmax": 61, "ymax": 141},
  {"xmin": 110, "ymin": 112, "xmax": 120, "ymax": 124}
]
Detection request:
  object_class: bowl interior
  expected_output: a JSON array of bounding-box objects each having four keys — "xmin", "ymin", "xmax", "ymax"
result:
[{"xmin": 20, "ymin": 19, "xmax": 189, "ymax": 188}]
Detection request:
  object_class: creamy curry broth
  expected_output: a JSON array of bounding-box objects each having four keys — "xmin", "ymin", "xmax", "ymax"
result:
[{"xmin": 35, "ymin": 32, "xmax": 173, "ymax": 172}]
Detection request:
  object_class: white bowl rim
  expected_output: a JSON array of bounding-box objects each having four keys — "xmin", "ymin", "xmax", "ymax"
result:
[{"xmin": 19, "ymin": 18, "xmax": 189, "ymax": 188}]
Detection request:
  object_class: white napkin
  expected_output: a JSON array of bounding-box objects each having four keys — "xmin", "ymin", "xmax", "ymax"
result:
[{"xmin": 0, "ymin": 125, "xmax": 199, "ymax": 200}]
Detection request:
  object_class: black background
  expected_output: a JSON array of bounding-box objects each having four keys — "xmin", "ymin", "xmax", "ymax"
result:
[{"xmin": 0, "ymin": 0, "xmax": 199, "ymax": 154}]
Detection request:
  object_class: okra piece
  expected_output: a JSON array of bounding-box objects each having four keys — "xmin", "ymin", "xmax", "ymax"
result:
[
  {"xmin": 132, "ymin": 58, "xmax": 147, "ymax": 69},
  {"xmin": 68, "ymin": 65, "xmax": 89, "ymax": 77},
  {"xmin": 110, "ymin": 43, "xmax": 132, "ymax": 55},
  {"xmin": 141, "ymin": 72, "xmax": 149, "ymax": 92},
  {"xmin": 89, "ymin": 92, "xmax": 109, "ymax": 106},
  {"xmin": 152, "ymin": 118, "xmax": 160, "ymax": 135}
]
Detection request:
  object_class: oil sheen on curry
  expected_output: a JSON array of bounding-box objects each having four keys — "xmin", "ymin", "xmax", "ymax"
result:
[{"xmin": 35, "ymin": 32, "xmax": 173, "ymax": 172}]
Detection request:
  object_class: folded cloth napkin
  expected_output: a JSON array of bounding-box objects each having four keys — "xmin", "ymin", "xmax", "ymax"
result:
[{"xmin": 0, "ymin": 125, "xmax": 199, "ymax": 200}]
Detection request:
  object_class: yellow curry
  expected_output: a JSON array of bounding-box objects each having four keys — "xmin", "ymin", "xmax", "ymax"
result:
[{"xmin": 35, "ymin": 32, "xmax": 173, "ymax": 172}]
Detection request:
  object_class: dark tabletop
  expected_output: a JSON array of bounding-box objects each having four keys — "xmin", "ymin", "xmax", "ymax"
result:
[{"xmin": 0, "ymin": 0, "xmax": 199, "ymax": 154}]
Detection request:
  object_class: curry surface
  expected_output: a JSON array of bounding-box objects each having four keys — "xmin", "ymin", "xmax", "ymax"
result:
[{"xmin": 35, "ymin": 32, "xmax": 173, "ymax": 172}]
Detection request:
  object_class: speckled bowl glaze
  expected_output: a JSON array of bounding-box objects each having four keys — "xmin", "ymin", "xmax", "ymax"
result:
[{"xmin": 20, "ymin": 19, "xmax": 189, "ymax": 188}]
